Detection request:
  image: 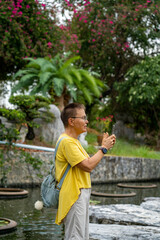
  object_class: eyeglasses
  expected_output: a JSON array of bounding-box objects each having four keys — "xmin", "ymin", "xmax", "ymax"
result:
[{"xmin": 71, "ymin": 116, "xmax": 88, "ymax": 120}]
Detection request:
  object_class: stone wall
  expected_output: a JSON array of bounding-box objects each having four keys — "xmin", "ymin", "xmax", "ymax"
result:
[
  {"xmin": 91, "ymin": 155, "xmax": 160, "ymax": 183},
  {"xmin": 1, "ymin": 152, "xmax": 160, "ymax": 187}
]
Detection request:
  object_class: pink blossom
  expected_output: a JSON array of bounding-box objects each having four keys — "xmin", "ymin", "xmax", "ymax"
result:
[
  {"xmin": 36, "ymin": 12, "xmax": 41, "ymax": 15},
  {"xmin": 84, "ymin": 20, "xmax": 87, "ymax": 23},
  {"xmin": 47, "ymin": 42, "xmax": 52, "ymax": 48},
  {"xmin": 26, "ymin": 5, "xmax": 30, "ymax": 8},
  {"xmin": 12, "ymin": 8, "xmax": 18, "ymax": 14},
  {"xmin": 18, "ymin": 11, "xmax": 23, "ymax": 15},
  {"xmin": 76, "ymin": 50, "xmax": 79, "ymax": 53},
  {"xmin": 41, "ymin": 4, "xmax": 46, "ymax": 7},
  {"xmin": 109, "ymin": 21, "xmax": 113, "ymax": 24},
  {"xmin": 124, "ymin": 42, "xmax": 130, "ymax": 48},
  {"xmin": 92, "ymin": 39, "xmax": 96, "ymax": 42},
  {"xmin": 12, "ymin": 10, "xmax": 17, "ymax": 14},
  {"xmin": 17, "ymin": 3, "xmax": 22, "ymax": 8}
]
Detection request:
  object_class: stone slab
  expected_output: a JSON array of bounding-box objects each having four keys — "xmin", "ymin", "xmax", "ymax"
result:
[
  {"xmin": 89, "ymin": 198, "xmax": 160, "ymax": 239},
  {"xmin": 89, "ymin": 203, "xmax": 160, "ymax": 226},
  {"xmin": 89, "ymin": 224, "xmax": 160, "ymax": 240}
]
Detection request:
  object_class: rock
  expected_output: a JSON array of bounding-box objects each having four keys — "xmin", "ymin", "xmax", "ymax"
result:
[
  {"xmin": 89, "ymin": 202, "xmax": 160, "ymax": 226},
  {"xmin": 17, "ymin": 125, "xmax": 28, "ymax": 143},
  {"xmin": 34, "ymin": 104, "xmax": 64, "ymax": 144},
  {"xmin": 89, "ymin": 198, "xmax": 160, "ymax": 239},
  {"xmin": 140, "ymin": 197, "xmax": 160, "ymax": 212},
  {"xmin": 79, "ymin": 132, "xmax": 88, "ymax": 147},
  {"xmin": 112, "ymin": 120, "xmax": 135, "ymax": 140},
  {"xmin": 89, "ymin": 223, "xmax": 160, "ymax": 240},
  {"xmin": 0, "ymin": 116, "xmax": 16, "ymax": 129}
]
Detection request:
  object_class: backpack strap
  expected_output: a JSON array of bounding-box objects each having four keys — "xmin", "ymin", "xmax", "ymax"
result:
[
  {"xmin": 57, "ymin": 164, "xmax": 71, "ymax": 190},
  {"xmin": 50, "ymin": 136, "xmax": 67, "ymax": 174},
  {"xmin": 50, "ymin": 136, "xmax": 71, "ymax": 190}
]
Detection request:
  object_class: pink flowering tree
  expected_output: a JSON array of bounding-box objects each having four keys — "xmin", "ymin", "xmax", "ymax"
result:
[
  {"xmin": 0, "ymin": 0, "xmax": 63, "ymax": 80},
  {"xmin": 59, "ymin": 0, "xmax": 160, "ymax": 100},
  {"xmin": 56, "ymin": 0, "xmax": 160, "ymax": 142}
]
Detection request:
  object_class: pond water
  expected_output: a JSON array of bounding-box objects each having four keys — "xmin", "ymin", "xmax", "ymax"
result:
[{"xmin": 0, "ymin": 181, "xmax": 160, "ymax": 240}]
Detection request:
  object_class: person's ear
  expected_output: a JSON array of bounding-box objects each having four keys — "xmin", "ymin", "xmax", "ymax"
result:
[{"xmin": 68, "ymin": 118, "xmax": 74, "ymax": 126}]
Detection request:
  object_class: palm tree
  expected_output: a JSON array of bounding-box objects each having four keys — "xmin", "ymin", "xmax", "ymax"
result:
[{"xmin": 12, "ymin": 53, "xmax": 104, "ymax": 110}]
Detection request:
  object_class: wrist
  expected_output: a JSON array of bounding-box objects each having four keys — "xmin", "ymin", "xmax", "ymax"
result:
[{"xmin": 100, "ymin": 146, "xmax": 108, "ymax": 154}]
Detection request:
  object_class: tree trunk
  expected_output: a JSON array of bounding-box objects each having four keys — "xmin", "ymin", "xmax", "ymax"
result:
[
  {"xmin": 54, "ymin": 93, "xmax": 71, "ymax": 112},
  {"xmin": 26, "ymin": 125, "xmax": 35, "ymax": 140},
  {"xmin": 54, "ymin": 95, "xmax": 65, "ymax": 112}
]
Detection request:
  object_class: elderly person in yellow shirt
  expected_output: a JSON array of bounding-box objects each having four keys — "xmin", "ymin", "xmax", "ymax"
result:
[{"xmin": 55, "ymin": 102, "xmax": 116, "ymax": 240}]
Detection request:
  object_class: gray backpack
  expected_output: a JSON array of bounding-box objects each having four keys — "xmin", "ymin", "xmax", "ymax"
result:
[{"xmin": 41, "ymin": 137, "xmax": 70, "ymax": 208}]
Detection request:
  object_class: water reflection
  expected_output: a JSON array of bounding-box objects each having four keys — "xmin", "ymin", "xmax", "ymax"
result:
[
  {"xmin": 91, "ymin": 181, "xmax": 160, "ymax": 205},
  {"xmin": 0, "ymin": 181, "xmax": 160, "ymax": 239},
  {"xmin": 0, "ymin": 188, "xmax": 64, "ymax": 240}
]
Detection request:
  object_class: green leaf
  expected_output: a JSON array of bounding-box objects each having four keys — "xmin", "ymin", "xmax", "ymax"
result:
[
  {"xmin": 39, "ymin": 72, "xmax": 53, "ymax": 85},
  {"xmin": 60, "ymin": 56, "xmax": 81, "ymax": 72},
  {"xmin": 69, "ymin": 68, "xmax": 82, "ymax": 82},
  {"xmin": 79, "ymin": 70, "xmax": 101, "ymax": 97},
  {"xmin": 53, "ymin": 77, "xmax": 65, "ymax": 96},
  {"xmin": 64, "ymin": 73, "xmax": 73, "ymax": 84},
  {"xmin": 81, "ymin": 87, "xmax": 92, "ymax": 104}
]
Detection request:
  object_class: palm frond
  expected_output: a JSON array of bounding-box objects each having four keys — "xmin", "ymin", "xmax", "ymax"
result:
[
  {"xmin": 12, "ymin": 74, "xmax": 36, "ymax": 94},
  {"xmin": 12, "ymin": 80, "xmax": 32, "ymax": 94},
  {"xmin": 69, "ymin": 68, "xmax": 82, "ymax": 82},
  {"xmin": 79, "ymin": 70, "xmax": 101, "ymax": 97},
  {"xmin": 66, "ymin": 84, "xmax": 77, "ymax": 101},
  {"xmin": 39, "ymin": 72, "xmax": 53, "ymax": 85},
  {"xmin": 30, "ymin": 84, "xmax": 45, "ymax": 96},
  {"xmin": 60, "ymin": 56, "xmax": 81, "ymax": 72},
  {"xmin": 64, "ymin": 73, "xmax": 73, "ymax": 85},
  {"xmin": 53, "ymin": 77, "xmax": 65, "ymax": 96},
  {"xmin": 81, "ymin": 87, "xmax": 92, "ymax": 104},
  {"xmin": 13, "ymin": 69, "xmax": 37, "ymax": 79},
  {"xmin": 41, "ymin": 81, "xmax": 52, "ymax": 96}
]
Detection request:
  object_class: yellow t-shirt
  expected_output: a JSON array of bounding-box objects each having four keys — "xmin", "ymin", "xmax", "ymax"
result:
[{"xmin": 55, "ymin": 133, "xmax": 91, "ymax": 225}]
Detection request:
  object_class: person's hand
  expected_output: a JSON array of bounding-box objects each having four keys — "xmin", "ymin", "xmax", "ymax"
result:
[{"xmin": 101, "ymin": 133, "xmax": 116, "ymax": 150}]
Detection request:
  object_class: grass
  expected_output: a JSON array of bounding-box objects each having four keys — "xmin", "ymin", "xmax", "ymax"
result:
[
  {"xmin": 85, "ymin": 133, "xmax": 160, "ymax": 160},
  {"xmin": 109, "ymin": 139, "xmax": 160, "ymax": 160}
]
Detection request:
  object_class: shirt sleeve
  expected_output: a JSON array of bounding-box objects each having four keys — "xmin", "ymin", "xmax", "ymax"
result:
[{"xmin": 62, "ymin": 139, "xmax": 87, "ymax": 167}]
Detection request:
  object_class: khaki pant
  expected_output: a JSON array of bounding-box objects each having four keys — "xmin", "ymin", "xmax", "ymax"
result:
[{"xmin": 64, "ymin": 188, "xmax": 91, "ymax": 240}]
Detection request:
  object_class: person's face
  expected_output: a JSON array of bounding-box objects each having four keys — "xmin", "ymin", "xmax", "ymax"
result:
[{"xmin": 71, "ymin": 108, "xmax": 88, "ymax": 134}]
